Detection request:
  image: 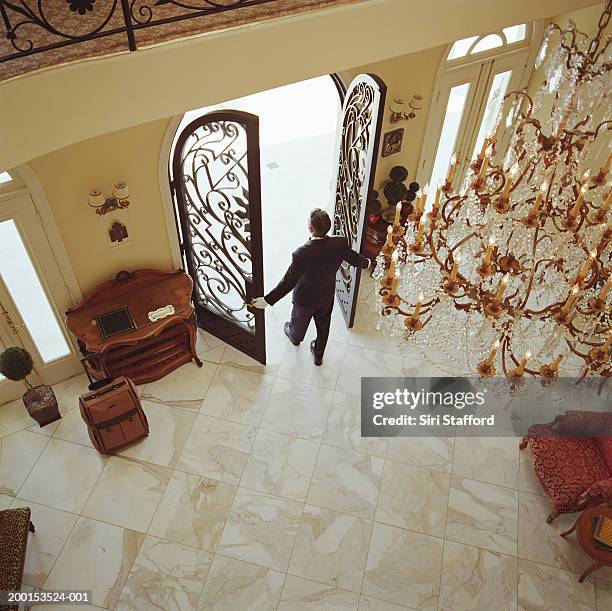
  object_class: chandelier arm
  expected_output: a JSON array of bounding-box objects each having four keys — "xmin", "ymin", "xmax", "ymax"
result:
[{"xmin": 517, "ymin": 228, "xmax": 541, "ymax": 310}]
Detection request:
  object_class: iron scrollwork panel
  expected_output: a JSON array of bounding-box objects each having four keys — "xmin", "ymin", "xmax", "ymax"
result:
[
  {"xmin": 173, "ymin": 111, "xmax": 266, "ymax": 364},
  {"xmin": 333, "ymin": 74, "xmax": 387, "ymax": 327}
]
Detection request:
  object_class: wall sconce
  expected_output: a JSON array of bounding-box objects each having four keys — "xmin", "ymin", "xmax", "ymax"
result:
[
  {"xmin": 389, "ymin": 95, "xmax": 424, "ymax": 123},
  {"xmin": 88, "ymin": 182, "xmax": 130, "ymax": 216}
]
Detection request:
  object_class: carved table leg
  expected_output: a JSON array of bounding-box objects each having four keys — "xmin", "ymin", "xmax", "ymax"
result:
[{"xmin": 579, "ymin": 561, "xmax": 603, "ymax": 582}]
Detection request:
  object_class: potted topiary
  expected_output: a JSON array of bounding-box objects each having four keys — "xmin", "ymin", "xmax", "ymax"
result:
[
  {"xmin": 0, "ymin": 347, "xmax": 61, "ymax": 426},
  {"xmin": 366, "ymin": 190, "xmax": 383, "ymax": 223}
]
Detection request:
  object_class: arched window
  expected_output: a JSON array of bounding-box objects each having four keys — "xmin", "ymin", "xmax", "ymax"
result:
[{"xmin": 418, "ymin": 22, "xmax": 541, "ymax": 205}]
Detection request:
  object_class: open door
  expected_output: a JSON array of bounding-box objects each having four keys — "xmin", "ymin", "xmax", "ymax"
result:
[
  {"xmin": 172, "ymin": 110, "xmax": 266, "ymax": 364},
  {"xmin": 333, "ymin": 74, "xmax": 387, "ymax": 327}
]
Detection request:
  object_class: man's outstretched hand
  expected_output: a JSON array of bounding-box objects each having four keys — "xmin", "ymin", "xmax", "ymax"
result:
[{"xmin": 250, "ymin": 297, "xmax": 269, "ymax": 309}]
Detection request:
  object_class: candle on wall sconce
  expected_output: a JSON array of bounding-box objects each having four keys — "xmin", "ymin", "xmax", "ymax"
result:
[{"xmin": 88, "ymin": 182, "xmax": 131, "ymax": 215}]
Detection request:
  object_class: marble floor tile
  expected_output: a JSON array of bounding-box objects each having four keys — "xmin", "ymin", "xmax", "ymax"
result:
[
  {"xmin": 452, "ymin": 435, "xmax": 519, "ymax": 489},
  {"xmin": 595, "ymin": 579, "xmax": 612, "ymax": 610},
  {"xmin": 148, "ymin": 471, "xmax": 236, "ymax": 552},
  {"xmin": 221, "ymin": 327, "xmax": 288, "ymax": 376},
  {"xmin": 518, "ymin": 558, "xmax": 596, "ymax": 611},
  {"xmin": 196, "ymin": 329, "xmax": 227, "ymax": 364},
  {"xmin": 117, "ymin": 401, "xmax": 196, "ymax": 468},
  {"xmin": 197, "ymin": 555, "xmax": 284, "ymax": 611},
  {"xmin": 176, "ymin": 415, "xmax": 255, "ymax": 484},
  {"xmin": 323, "ymin": 391, "xmax": 388, "ymax": 458},
  {"xmin": 358, "ymin": 595, "xmax": 409, "ymax": 610},
  {"xmin": 0, "ymin": 430, "xmax": 48, "ymax": 495},
  {"xmin": 117, "ymin": 535, "xmax": 213, "ymax": 611},
  {"xmin": 241, "ymin": 429, "xmax": 319, "ymax": 502},
  {"xmin": 217, "ymin": 488, "xmax": 302, "ymax": 571},
  {"xmin": 375, "ymin": 460, "xmax": 450, "ymax": 537},
  {"xmin": 307, "ymin": 444, "xmax": 383, "ymax": 519},
  {"xmin": 10, "ymin": 499, "xmax": 78, "ymax": 588},
  {"xmin": 82, "ymin": 456, "xmax": 171, "ymax": 532},
  {"xmin": 51, "ymin": 373, "xmax": 90, "ymax": 413},
  {"xmin": 44, "ymin": 516, "xmax": 144, "ymax": 609},
  {"xmin": 261, "ymin": 378, "xmax": 334, "ymax": 441},
  {"xmin": 288, "ymin": 504, "xmax": 372, "ymax": 592},
  {"xmin": 141, "ymin": 361, "xmax": 217, "ymax": 412},
  {"xmin": 518, "ymin": 446, "xmax": 545, "ymax": 496},
  {"xmin": 362, "ymin": 522, "xmax": 443, "ymax": 610},
  {"xmin": 446, "ymin": 476, "xmax": 518, "ymax": 556},
  {"xmin": 0, "ymin": 399, "xmax": 36, "ymax": 438},
  {"xmin": 517, "ymin": 491, "xmax": 612, "ymax": 578},
  {"xmin": 336, "ymin": 347, "xmax": 403, "ymax": 396},
  {"xmin": 348, "ymin": 308, "xmax": 404, "ymax": 355},
  {"xmin": 18, "ymin": 438, "xmax": 106, "ymax": 513},
  {"xmin": 199, "ymin": 365, "xmax": 275, "ymax": 426},
  {"xmin": 278, "ymin": 575, "xmax": 361, "ymax": 611},
  {"xmin": 0, "ymin": 493, "xmax": 14, "ymax": 509},
  {"xmin": 276, "ymin": 339, "xmax": 347, "ymax": 390},
  {"xmin": 51, "ymin": 406, "xmax": 93, "ymax": 448},
  {"xmin": 438, "ymin": 540, "xmax": 517, "ymax": 611},
  {"xmin": 386, "ymin": 436, "xmax": 454, "ymax": 472}
]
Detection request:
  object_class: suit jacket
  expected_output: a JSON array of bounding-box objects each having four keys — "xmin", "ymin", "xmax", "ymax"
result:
[{"xmin": 265, "ymin": 235, "xmax": 370, "ymax": 309}]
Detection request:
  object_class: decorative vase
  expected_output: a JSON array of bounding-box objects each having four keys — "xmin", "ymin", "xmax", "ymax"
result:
[
  {"xmin": 368, "ymin": 213, "xmax": 381, "ymax": 224},
  {"xmin": 22, "ymin": 385, "xmax": 61, "ymax": 427}
]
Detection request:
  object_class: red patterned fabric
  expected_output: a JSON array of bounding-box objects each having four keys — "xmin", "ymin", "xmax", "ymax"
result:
[
  {"xmin": 528, "ymin": 435, "xmax": 610, "ymax": 513},
  {"xmin": 595, "ymin": 437, "xmax": 612, "ymax": 472}
]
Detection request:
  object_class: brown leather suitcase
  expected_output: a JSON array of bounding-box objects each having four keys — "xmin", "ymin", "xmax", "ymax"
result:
[{"xmin": 79, "ymin": 376, "xmax": 148, "ymax": 454}]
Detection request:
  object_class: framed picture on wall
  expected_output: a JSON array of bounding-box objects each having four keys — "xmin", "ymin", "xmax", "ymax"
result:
[{"xmin": 381, "ymin": 128, "xmax": 404, "ymax": 157}]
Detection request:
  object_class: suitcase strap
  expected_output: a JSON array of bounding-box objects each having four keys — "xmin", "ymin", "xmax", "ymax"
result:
[{"xmin": 90, "ymin": 407, "xmax": 140, "ymax": 430}]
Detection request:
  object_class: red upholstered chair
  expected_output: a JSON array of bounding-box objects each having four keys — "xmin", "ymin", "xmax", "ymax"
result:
[{"xmin": 519, "ymin": 410, "xmax": 612, "ymax": 523}]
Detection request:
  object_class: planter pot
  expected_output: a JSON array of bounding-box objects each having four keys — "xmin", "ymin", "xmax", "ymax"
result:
[
  {"xmin": 368, "ymin": 213, "xmax": 381, "ymax": 224},
  {"xmin": 22, "ymin": 385, "xmax": 61, "ymax": 427}
]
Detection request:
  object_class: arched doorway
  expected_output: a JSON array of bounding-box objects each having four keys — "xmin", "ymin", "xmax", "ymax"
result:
[{"xmin": 170, "ymin": 74, "xmax": 386, "ymax": 363}]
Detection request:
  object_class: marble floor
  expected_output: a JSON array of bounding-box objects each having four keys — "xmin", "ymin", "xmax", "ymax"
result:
[{"xmin": 1, "ymin": 274, "xmax": 610, "ymax": 611}]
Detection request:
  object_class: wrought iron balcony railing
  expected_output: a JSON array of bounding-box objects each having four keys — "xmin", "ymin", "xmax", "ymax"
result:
[{"xmin": 0, "ymin": 0, "xmax": 349, "ymax": 81}]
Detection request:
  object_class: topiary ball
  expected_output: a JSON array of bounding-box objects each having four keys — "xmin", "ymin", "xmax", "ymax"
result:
[
  {"xmin": 389, "ymin": 166, "xmax": 409, "ymax": 183},
  {"xmin": 0, "ymin": 347, "xmax": 33, "ymax": 382},
  {"xmin": 408, "ymin": 181, "xmax": 420, "ymax": 192},
  {"xmin": 383, "ymin": 181, "xmax": 408, "ymax": 204},
  {"xmin": 406, "ymin": 190, "xmax": 417, "ymax": 202}
]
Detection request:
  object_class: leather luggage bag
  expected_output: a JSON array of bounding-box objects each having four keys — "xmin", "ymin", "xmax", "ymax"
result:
[{"xmin": 79, "ymin": 376, "xmax": 149, "ymax": 454}]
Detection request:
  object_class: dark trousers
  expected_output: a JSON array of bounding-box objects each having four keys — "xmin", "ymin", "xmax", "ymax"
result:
[{"xmin": 287, "ymin": 298, "xmax": 334, "ymax": 356}]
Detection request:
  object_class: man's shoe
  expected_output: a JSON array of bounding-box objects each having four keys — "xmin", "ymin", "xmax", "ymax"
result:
[
  {"xmin": 310, "ymin": 340, "xmax": 323, "ymax": 366},
  {"xmin": 284, "ymin": 322, "xmax": 300, "ymax": 346}
]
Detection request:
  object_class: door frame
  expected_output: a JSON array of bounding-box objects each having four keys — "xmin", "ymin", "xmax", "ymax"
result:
[
  {"xmin": 158, "ymin": 73, "xmax": 350, "ymax": 271},
  {"xmin": 171, "ymin": 109, "xmax": 267, "ymax": 363},
  {"xmin": 0, "ymin": 190, "xmax": 82, "ymax": 401}
]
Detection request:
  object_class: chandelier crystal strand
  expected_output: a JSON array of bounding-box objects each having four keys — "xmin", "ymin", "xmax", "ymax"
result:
[{"xmin": 375, "ymin": 2, "xmax": 612, "ymax": 382}]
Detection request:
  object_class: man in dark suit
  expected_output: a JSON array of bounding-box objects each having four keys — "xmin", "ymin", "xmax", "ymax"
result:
[{"xmin": 251, "ymin": 209, "xmax": 370, "ymax": 365}]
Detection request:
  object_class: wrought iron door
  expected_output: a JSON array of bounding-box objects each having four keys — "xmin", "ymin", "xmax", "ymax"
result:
[
  {"xmin": 172, "ymin": 110, "xmax": 266, "ymax": 364},
  {"xmin": 333, "ymin": 74, "xmax": 386, "ymax": 327}
]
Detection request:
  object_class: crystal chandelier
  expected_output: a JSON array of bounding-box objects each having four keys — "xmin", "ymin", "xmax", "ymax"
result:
[{"xmin": 374, "ymin": 3, "xmax": 611, "ymax": 382}]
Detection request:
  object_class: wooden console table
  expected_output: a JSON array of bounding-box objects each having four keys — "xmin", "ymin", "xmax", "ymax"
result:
[{"xmin": 66, "ymin": 269, "xmax": 202, "ymax": 385}]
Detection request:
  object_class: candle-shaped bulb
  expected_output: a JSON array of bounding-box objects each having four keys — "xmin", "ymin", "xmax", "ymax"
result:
[
  {"xmin": 550, "ymin": 354, "xmax": 563, "ymax": 371},
  {"xmin": 412, "ymin": 293, "xmax": 423, "ymax": 321},
  {"xmin": 394, "ymin": 202, "xmax": 402, "ymax": 225},
  {"xmin": 561, "ymin": 284, "xmax": 580, "ymax": 313},
  {"xmin": 447, "ymin": 154, "xmax": 458, "ymax": 183},
  {"xmin": 384, "ymin": 225, "xmax": 394, "ymax": 248},
  {"xmin": 530, "ymin": 180, "xmax": 548, "ymax": 215},
  {"xmin": 483, "ymin": 236, "xmax": 496, "ymax": 265},
  {"xmin": 516, "ymin": 350, "xmax": 531, "ymax": 376},
  {"xmin": 570, "ymin": 184, "xmax": 587, "ymax": 217},
  {"xmin": 494, "ymin": 273, "xmax": 509, "ymax": 303},
  {"xmin": 503, "ymin": 162, "xmax": 519, "ymax": 199},
  {"xmin": 450, "ymin": 254, "xmax": 461, "ymax": 281},
  {"xmin": 485, "ymin": 339, "xmax": 501, "ymax": 366}
]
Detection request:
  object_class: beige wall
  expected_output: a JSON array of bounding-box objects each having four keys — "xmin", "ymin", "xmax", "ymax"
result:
[
  {"xmin": 29, "ymin": 119, "xmax": 174, "ymax": 294},
  {"xmin": 347, "ymin": 45, "xmax": 446, "ymax": 193},
  {"xmin": 0, "ymin": 0, "xmax": 597, "ymax": 171}
]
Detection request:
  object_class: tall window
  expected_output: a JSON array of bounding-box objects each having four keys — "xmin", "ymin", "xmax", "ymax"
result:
[
  {"xmin": 0, "ymin": 171, "xmax": 12, "ymax": 184},
  {"xmin": 418, "ymin": 23, "xmax": 538, "ymax": 207}
]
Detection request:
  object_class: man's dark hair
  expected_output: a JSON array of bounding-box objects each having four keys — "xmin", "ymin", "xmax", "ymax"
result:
[{"xmin": 309, "ymin": 208, "xmax": 331, "ymax": 237}]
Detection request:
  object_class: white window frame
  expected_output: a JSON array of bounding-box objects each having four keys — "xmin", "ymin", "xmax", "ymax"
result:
[{"xmin": 417, "ymin": 21, "xmax": 543, "ymax": 190}]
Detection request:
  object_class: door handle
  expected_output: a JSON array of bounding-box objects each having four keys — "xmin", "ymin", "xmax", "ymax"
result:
[{"xmin": 0, "ymin": 301, "xmax": 25, "ymax": 337}]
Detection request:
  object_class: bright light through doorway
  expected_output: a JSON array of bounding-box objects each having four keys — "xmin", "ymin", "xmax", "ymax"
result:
[{"xmin": 179, "ymin": 76, "xmax": 342, "ymax": 290}]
